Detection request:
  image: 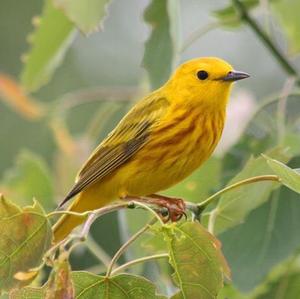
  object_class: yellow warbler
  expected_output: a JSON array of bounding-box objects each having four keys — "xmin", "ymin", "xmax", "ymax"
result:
[{"xmin": 53, "ymin": 57, "xmax": 249, "ymax": 243}]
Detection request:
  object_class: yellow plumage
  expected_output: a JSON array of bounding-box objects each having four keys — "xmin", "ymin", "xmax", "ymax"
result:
[{"xmin": 53, "ymin": 57, "xmax": 249, "ymax": 243}]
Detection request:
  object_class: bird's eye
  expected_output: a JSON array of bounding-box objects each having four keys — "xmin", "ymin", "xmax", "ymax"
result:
[{"xmin": 197, "ymin": 70, "xmax": 208, "ymax": 80}]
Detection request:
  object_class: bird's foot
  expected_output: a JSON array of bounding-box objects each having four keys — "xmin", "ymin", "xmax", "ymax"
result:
[
  {"xmin": 148, "ymin": 194, "xmax": 186, "ymax": 222},
  {"xmin": 122, "ymin": 194, "xmax": 186, "ymax": 223}
]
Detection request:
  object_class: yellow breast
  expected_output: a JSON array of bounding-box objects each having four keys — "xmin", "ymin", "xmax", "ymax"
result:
[{"xmin": 117, "ymin": 105, "xmax": 225, "ymax": 197}]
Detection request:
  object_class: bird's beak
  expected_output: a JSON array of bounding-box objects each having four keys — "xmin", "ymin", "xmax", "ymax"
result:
[{"xmin": 222, "ymin": 70, "xmax": 250, "ymax": 82}]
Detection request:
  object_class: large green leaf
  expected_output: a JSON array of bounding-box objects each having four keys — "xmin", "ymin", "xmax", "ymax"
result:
[
  {"xmin": 264, "ymin": 155, "xmax": 300, "ymax": 194},
  {"xmin": 159, "ymin": 222, "xmax": 230, "ymax": 299},
  {"xmin": 1, "ymin": 150, "xmax": 54, "ymax": 211},
  {"xmin": 220, "ymin": 187, "xmax": 300, "ymax": 291},
  {"xmin": 0, "ymin": 196, "xmax": 52, "ymax": 292},
  {"xmin": 210, "ymin": 148, "xmax": 290, "ymax": 234},
  {"xmin": 53, "ymin": 0, "xmax": 111, "ymax": 35},
  {"xmin": 142, "ymin": 0, "xmax": 179, "ymax": 90},
  {"xmin": 272, "ymin": 0, "xmax": 300, "ymax": 54},
  {"xmin": 72, "ymin": 272, "xmax": 166, "ymax": 299},
  {"xmin": 20, "ymin": 0, "xmax": 75, "ymax": 92}
]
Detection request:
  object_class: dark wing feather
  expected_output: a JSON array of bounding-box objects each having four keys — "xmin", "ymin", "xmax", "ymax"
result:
[{"xmin": 59, "ymin": 95, "xmax": 169, "ymax": 207}]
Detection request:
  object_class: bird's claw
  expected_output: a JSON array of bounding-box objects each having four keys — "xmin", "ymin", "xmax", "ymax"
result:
[
  {"xmin": 122, "ymin": 194, "xmax": 187, "ymax": 223},
  {"xmin": 155, "ymin": 197, "xmax": 186, "ymax": 223}
]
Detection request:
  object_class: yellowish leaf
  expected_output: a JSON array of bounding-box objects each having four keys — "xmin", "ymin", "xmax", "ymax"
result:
[
  {"xmin": 0, "ymin": 73, "xmax": 44, "ymax": 120},
  {"xmin": 0, "ymin": 74, "xmax": 44, "ymax": 120}
]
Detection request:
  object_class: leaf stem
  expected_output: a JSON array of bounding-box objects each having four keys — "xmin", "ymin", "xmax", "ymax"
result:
[
  {"xmin": 47, "ymin": 210, "xmax": 90, "ymax": 219},
  {"xmin": 111, "ymin": 253, "xmax": 169, "ymax": 275},
  {"xmin": 232, "ymin": 0, "xmax": 300, "ymax": 83},
  {"xmin": 106, "ymin": 218, "xmax": 157, "ymax": 277},
  {"xmin": 198, "ymin": 175, "xmax": 280, "ymax": 209}
]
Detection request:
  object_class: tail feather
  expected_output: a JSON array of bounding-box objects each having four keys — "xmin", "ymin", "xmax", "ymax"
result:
[{"xmin": 52, "ymin": 191, "xmax": 110, "ymax": 245}]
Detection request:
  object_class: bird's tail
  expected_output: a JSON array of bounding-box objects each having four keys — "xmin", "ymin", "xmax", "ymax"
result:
[{"xmin": 52, "ymin": 190, "xmax": 111, "ymax": 245}]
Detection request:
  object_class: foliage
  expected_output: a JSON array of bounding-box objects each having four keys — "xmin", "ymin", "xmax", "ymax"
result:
[
  {"xmin": 264, "ymin": 155, "xmax": 300, "ymax": 194},
  {"xmin": 142, "ymin": 0, "xmax": 179, "ymax": 90},
  {"xmin": 271, "ymin": 0, "xmax": 300, "ymax": 54},
  {"xmin": 71, "ymin": 272, "xmax": 166, "ymax": 299},
  {"xmin": 213, "ymin": 0, "xmax": 261, "ymax": 27},
  {"xmin": 53, "ymin": 0, "xmax": 111, "ymax": 35},
  {"xmin": 220, "ymin": 187, "xmax": 300, "ymax": 291},
  {"xmin": 1, "ymin": 150, "xmax": 54, "ymax": 210},
  {"xmin": 0, "ymin": 196, "xmax": 52, "ymax": 292},
  {"xmin": 0, "ymin": 0, "xmax": 300, "ymax": 298},
  {"xmin": 210, "ymin": 148, "xmax": 290, "ymax": 234},
  {"xmin": 20, "ymin": 0, "xmax": 75, "ymax": 92},
  {"xmin": 161, "ymin": 222, "xmax": 230, "ymax": 298}
]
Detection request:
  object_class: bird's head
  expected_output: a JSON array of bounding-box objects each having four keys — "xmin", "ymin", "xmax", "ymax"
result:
[{"xmin": 166, "ymin": 57, "xmax": 249, "ymax": 109}]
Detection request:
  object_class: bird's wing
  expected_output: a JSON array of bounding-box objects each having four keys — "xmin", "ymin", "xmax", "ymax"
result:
[{"xmin": 59, "ymin": 94, "xmax": 169, "ymax": 207}]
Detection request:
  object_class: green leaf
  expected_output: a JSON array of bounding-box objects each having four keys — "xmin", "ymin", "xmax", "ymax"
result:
[
  {"xmin": 160, "ymin": 222, "xmax": 230, "ymax": 299},
  {"xmin": 272, "ymin": 0, "xmax": 300, "ymax": 54},
  {"xmin": 20, "ymin": 0, "xmax": 75, "ymax": 92},
  {"xmin": 220, "ymin": 187, "xmax": 300, "ymax": 291},
  {"xmin": 72, "ymin": 272, "xmax": 166, "ymax": 298},
  {"xmin": 1, "ymin": 150, "xmax": 54, "ymax": 211},
  {"xmin": 264, "ymin": 155, "xmax": 300, "ymax": 194},
  {"xmin": 213, "ymin": 0, "xmax": 259, "ymax": 27},
  {"xmin": 0, "ymin": 196, "xmax": 52, "ymax": 292},
  {"xmin": 53, "ymin": 0, "xmax": 111, "ymax": 35},
  {"xmin": 142, "ymin": 0, "xmax": 179, "ymax": 90},
  {"xmin": 210, "ymin": 148, "xmax": 290, "ymax": 234},
  {"xmin": 163, "ymin": 157, "xmax": 221, "ymax": 203}
]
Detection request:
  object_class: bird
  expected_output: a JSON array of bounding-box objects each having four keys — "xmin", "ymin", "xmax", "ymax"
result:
[{"xmin": 52, "ymin": 57, "xmax": 249, "ymax": 244}]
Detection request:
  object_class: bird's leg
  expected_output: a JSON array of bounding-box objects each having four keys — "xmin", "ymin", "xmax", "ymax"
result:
[{"xmin": 121, "ymin": 194, "xmax": 186, "ymax": 223}]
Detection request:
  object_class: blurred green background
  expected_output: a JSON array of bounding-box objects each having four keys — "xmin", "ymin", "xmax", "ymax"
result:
[{"xmin": 1, "ymin": 0, "xmax": 300, "ymax": 298}]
